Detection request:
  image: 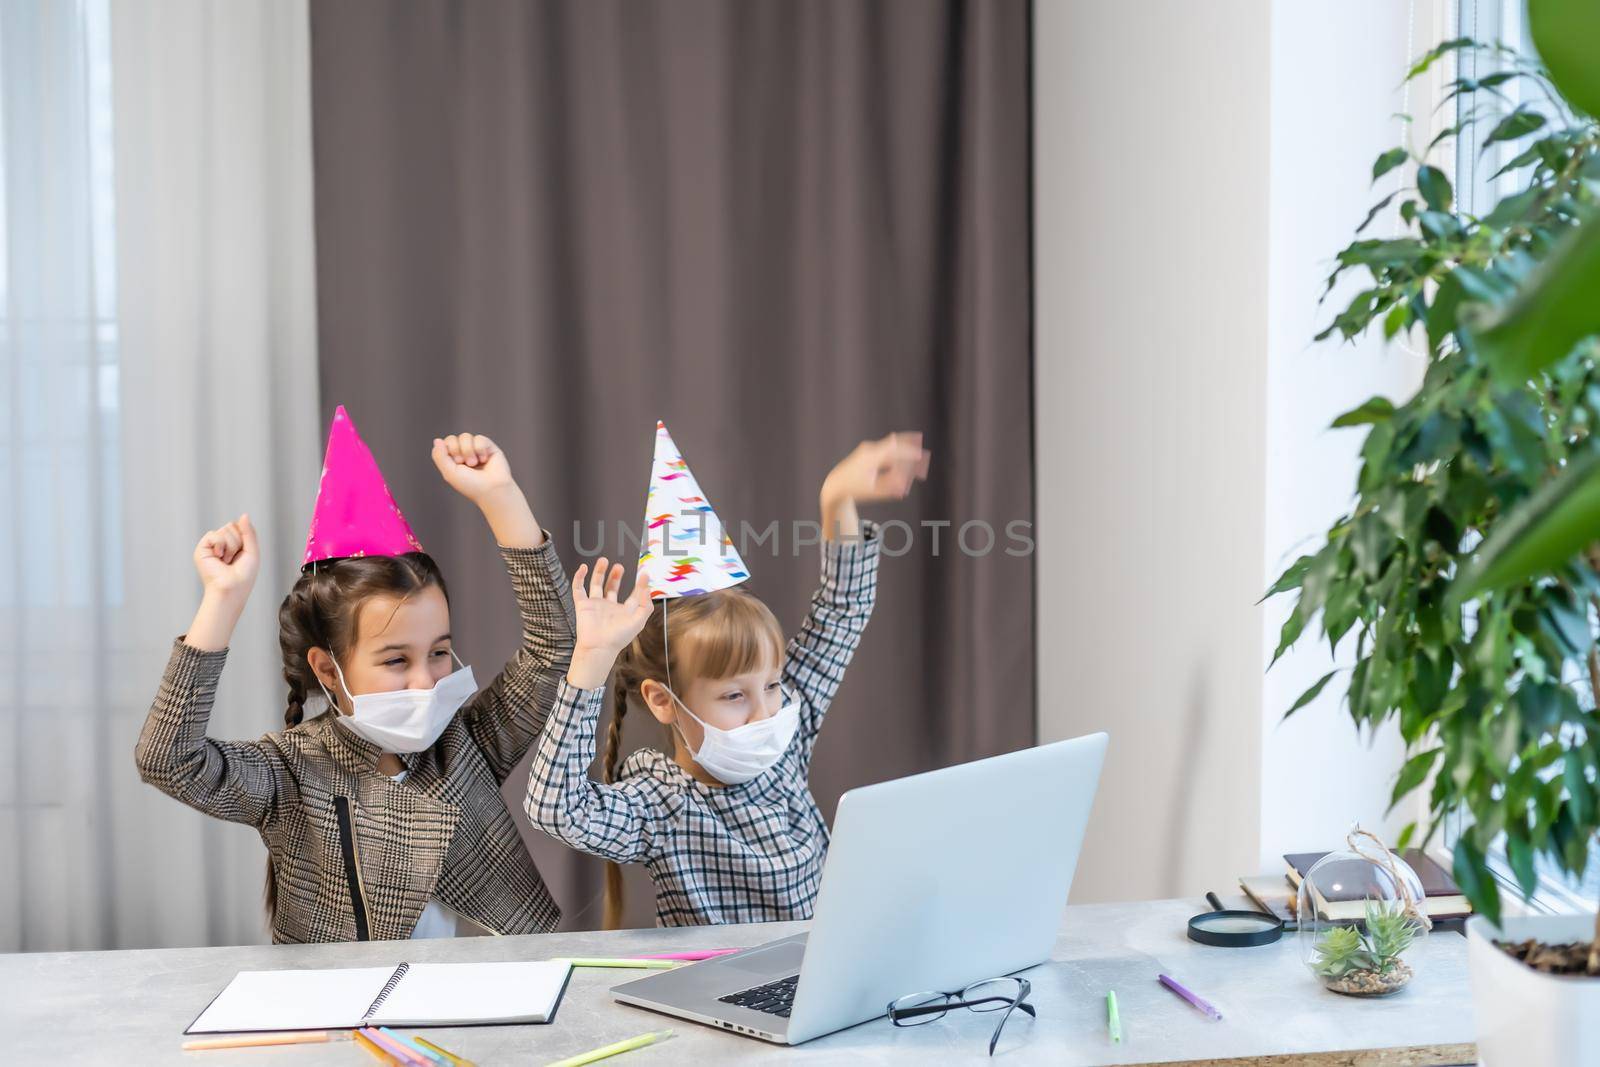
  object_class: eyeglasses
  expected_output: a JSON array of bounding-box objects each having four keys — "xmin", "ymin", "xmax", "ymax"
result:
[{"xmin": 886, "ymin": 976, "xmax": 1036, "ymax": 1056}]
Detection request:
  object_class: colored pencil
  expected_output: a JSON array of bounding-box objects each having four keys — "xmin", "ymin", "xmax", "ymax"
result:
[
  {"xmin": 1158, "ymin": 973, "xmax": 1223, "ymax": 1020},
  {"xmin": 630, "ymin": 949, "xmax": 743, "ymax": 961},
  {"xmin": 181, "ymin": 1030, "xmax": 344, "ymax": 1050},
  {"xmin": 544, "ymin": 1029, "xmax": 674, "ymax": 1067},
  {"xmin": 362, "ymin": 1027, "xmax": 433, "ymax": 1066},
  {"xmin": 414, "ymin": 1034, "xmax": 478, "ymax": 1067},
  {"xmin": 380, "ymin": 1027, "xmax": 449, "ymax": 1065},
  {"xmin": 354, "ymin": 1029, "xmax": 402, "ymax": 1065}
]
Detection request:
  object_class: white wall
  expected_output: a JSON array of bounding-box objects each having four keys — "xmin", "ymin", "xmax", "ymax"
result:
[
  {"xmin": 1260, "ymin": 2, "xmax": 1446, "ymax": 874},
  {"xmin": 1034, "ymin": 0, "xmax": 1271, "ymax": 902},
  {"xmin": 1035, "ymin": 0, "xmax": 1449, "ymax": 902}
]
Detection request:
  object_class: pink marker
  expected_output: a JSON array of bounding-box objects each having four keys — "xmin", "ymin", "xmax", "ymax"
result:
[{"xmin": 631, "ymin": 949, "xmax": 745, "ymax": 962}]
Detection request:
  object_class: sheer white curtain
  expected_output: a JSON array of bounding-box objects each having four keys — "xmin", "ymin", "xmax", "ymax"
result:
[{"xmin": 0, "ymin": 0, "xmax": 319, "ymax": 951}]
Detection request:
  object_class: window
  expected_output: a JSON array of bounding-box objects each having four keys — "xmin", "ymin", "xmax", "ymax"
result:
[
  {"xmin": 1447, "ymin": 0, "xmax": 1598, "ymax": 916},
  {"xmin": 0, "ymin": 0, "xmax": 123, "ymax": 611}
]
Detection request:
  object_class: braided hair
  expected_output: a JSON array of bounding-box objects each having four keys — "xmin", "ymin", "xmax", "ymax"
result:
[{"xmin": 264, "ymin": 552, "xmax": 448, "ymax": 917}]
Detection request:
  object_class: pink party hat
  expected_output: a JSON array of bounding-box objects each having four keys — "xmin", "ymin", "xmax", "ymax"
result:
[
  {"xmin": 639, "ymin": 420, "xmax": 749, "ymax": 599},
  {"xmin": 302, "ymin": 405, "xmax": 425, "ymax": 566}
]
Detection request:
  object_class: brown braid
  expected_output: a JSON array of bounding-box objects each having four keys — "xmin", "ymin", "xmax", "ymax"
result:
[
  {"xmin": 263, "ymin": 552, "xmax": 449, "ymax": 919},
  {"xmin": 601, "ymin": 684, "xmax": 630, "ymax": 930},
  {"xmin": 284, "ymin": 674, "xmax": 308, "ymax": 729}
]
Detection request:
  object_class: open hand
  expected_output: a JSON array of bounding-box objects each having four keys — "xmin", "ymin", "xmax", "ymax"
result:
[
  {"xmin": 823, "ymin": 432, "xmax": 931, "ymax": 507},
  {"xmin": 432, "ymin": 432, "xmax": 517, "ymax": 505},
  {"xmin": 568, "ymin": 558, "xmax": 653, "ymax": 689},
  {"xmin": 193, "ymin": 514, "xmax": 260, "ymax": 601}
]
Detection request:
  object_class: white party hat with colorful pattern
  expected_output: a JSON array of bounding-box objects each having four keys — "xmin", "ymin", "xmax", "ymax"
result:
[{"xmin": 638, "ymin": 420, "xmax": 750, "ymax": 599}]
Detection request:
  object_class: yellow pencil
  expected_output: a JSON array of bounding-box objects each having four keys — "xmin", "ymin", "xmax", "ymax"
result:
[
  {"xmin": 544, "ymin": 1029, "xmax": 674, "ymax": 1067},
  {"xmin": 181, "ymin": 1030, "xmax": 346, "ymax": 1050},
  {"xmin": 414, "ymin": 1035, "xmax": 477, "ymax": 1067}
]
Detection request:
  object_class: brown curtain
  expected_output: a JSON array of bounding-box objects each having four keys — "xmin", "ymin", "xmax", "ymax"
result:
[{"xmin": 309, "ymin": 0, "xmax": 1033, "ymax": 930}]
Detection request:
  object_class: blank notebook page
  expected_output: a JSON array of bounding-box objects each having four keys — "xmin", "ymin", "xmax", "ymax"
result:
[
  {"xmin": 373, "ymin": 961, "xmax": 571, "ymax": 1025},
  {"xmin": 189, "ymin": 967, "xmax": 395, "ymax": 1033}
]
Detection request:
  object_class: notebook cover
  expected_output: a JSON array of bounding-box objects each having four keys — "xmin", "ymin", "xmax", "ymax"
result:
[{"xmin": 1283, "ymin": 849, "xmax": 1460, "ymax": 900}]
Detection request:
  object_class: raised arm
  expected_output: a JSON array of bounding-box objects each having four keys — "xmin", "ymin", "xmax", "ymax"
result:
[
  {"xmin": 134, "ymin": 515, "xmax": 284, "ymax": 828},
  {"xmin": 782, "ymin": 526, "xmax": 881, "ymax": 756},
  {"xmin": 786, "ymin": 432, "xmax": 929, "ymax": 759},
  {"xmin": 524, "ymin": 678, "xmax": 682, "ymax": 863},
  {"xmin": 430, "ymin": 432, "xmax": 576, "ymax": 780},
  {"xmin": 524, "ymin": 561, "xmax": 676, "ymax": 861}
]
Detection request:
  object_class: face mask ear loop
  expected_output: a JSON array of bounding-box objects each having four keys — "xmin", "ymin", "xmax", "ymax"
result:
[
  {"xmin": 328, "ymin": 653, "xmax": 356, "ymax": 709},
  {"xmin": 660, "ymin": 597, "xmax": 695, "ymax": 754},
  {"xmin": 450, "ymin": 647, "xmax": 466, "ymax": 671}
]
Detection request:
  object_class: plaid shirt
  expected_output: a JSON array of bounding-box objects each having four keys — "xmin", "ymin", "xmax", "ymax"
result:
[
  {"xmin": 135, "ymin": 542, "xmax": 574, "ymax": 944},
  {"xmin": 525, "ymin": 523, "xmax": 881, "ymax": 927}
]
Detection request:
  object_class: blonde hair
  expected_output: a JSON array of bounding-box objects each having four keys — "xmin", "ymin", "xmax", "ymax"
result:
[{"xmin": 601, "ymin": 588, "xmax": 784, "ymax": 928}]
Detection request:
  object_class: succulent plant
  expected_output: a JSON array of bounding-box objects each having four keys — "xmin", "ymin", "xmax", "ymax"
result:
[{"xmin": 1310, "ymin": 900, "xmax": 1422, "ymax": 978}]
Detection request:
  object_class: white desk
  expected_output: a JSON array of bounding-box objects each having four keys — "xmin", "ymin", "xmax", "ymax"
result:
[{"xmin": 2, "ymin": 898, "xmax": 1476, "ymax": 1065}]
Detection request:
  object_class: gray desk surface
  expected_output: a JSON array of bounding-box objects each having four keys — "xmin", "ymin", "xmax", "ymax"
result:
[{"xmin": 3, "ymin": 897, "xmax": 1475, "ymax": 1066}]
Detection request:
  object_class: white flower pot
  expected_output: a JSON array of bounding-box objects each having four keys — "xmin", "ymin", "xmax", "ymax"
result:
[{"xmin": 1468, "ymin": 913, "xmax": 1600, "ymax": 1066}]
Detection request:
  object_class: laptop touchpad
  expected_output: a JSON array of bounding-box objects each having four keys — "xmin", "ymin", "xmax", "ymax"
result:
[{"xmin": 723, "ymin": 942, "xmax": 806, "ymax": 975}]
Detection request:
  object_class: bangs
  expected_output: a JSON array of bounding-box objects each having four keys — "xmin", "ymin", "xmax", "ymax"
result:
[{"xmin": 672, "ymin": 590, "xmax": 785, "ymax": 682}]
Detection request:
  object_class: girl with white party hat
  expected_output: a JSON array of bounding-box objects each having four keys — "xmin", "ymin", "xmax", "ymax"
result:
[
  {"xmin": 525, "ymin": 421, "xmax": 929, "ymax": 928},
  {"xmin": 136, "ymin": 407, "xmax": 573, "ymax": 942}
]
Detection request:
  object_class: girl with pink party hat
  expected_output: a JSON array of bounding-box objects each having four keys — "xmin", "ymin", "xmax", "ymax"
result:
[
  {"xmin": 525, "ymin": 422, "xmax": 930, "ymax": 928},
  {"xmin": 136, "ymin": 407, "xmax": 574, "ymax": 943}
]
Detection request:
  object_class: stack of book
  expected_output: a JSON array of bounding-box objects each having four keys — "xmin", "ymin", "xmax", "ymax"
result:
[{"xmin": 1238, "ymin": 849, "xmax": 1472, "ymax": 926}]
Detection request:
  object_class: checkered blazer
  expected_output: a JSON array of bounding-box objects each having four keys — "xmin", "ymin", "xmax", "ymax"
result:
[
  {"xmin": 135, "ymin": 542, "xmax": 574, "ymax": 944},
  {"xmin": 525, "ymin": 524, "xmax": 881, "ymax": 927}
]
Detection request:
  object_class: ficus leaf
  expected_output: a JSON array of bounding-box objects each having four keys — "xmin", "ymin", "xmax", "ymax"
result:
[
  {"xmin": 1504, "ymin": 829, "xmax": 1539, "ymax": 900},
  {"xmin": 1330, "ymin": 396, "xmax": 1396, "ymax": 428},
  {"xmin": 1407, "ymin": 37, "xmax": 1474, "ymax": 81},
  {"xmin": 1285, "ymin": 670, "xmax": 1339, "ymax": 720},
  {"xmin": 1372, "ymin": 148, "xmax": 1409, "ymax": 183},
  {"xmin": 1482, "ymin": 108, "xmax": 1547, "ymax": 150},
  {"xmin": 1467, "ymin": 217, "xmax": 1600, "ymax": 386},
  {"xmin": 1389, "ymin": 747, "xmax": 1441, "ymax": 812},
  {"xmin": 1451, "ymin": 447, "xmax": 1600, "ymax": 603},
  {"xmin": 1261, "ymin": 554, "xmax": 1314, "ymax": 602},
  {"xmin": 1417, "ymin": 165, "xmax": 1453, "ymax": 212},
  {"xmin": 1529, "ymin": 0, "xmax": 1600, "ymax": 120},
  {"xmin": 1453, "ymin": 835, "xmax": 1502, "ymax": 927}
]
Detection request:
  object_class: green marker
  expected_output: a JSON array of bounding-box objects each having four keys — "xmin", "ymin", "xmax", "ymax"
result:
[{"xmin": 1107, "ymin": 989, "xmax": 1122, "ymax": 1043}]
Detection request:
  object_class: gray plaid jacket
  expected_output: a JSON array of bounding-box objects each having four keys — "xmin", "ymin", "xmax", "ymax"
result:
[
  {"xmin": 525, "ymin": 524, "xmax": 880, "ymax": 926},
  {"xmin": 136, "ymin": 542, "xmax": 573, "ymax": 944}
]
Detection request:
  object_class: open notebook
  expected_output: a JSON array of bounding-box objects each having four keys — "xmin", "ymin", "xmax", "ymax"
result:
[{"xmin": 187, "ymin": 960, "xmax": 572, "ymax": 1034}]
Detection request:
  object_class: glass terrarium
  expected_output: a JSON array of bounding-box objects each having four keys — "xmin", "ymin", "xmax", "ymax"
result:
[{"xmin": 1297, "ymin": 840, "xmax": 1430, "ymax": 997}]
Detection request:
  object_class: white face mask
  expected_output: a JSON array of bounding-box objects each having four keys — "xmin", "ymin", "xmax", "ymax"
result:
[
  {"xmin": 666, "ymin": 683, "xmax": 800, "ymax": 785},
  {"xmin": 319, "ymin": 650, "xmax": 476, "ymax": 754}
]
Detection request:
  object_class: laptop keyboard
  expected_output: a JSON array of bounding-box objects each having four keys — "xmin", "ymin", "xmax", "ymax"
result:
[{"xmin": 718, "ymin": 973, "xmax": 799, "ymax": 1018}]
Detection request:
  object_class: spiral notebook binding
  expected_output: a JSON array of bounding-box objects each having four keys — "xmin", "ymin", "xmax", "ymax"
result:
[{"xmin": 362, "ymin": 962, "xmax": 410, "ymax": 1020}]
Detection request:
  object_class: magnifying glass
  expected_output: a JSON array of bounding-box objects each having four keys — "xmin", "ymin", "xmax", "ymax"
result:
[{"xmin": 1186, "ymin": 891, "xmax": 1286, "ymax": 947}]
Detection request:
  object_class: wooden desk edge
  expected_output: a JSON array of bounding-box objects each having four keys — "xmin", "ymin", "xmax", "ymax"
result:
[{"xmin": 1124, "ymin": 1042, "xmax": 1477, "ymax": 1067}]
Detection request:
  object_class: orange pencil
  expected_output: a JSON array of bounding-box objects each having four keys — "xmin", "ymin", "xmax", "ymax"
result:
[{"xmin": 181, "ymin": 1030, "xmax": 346, "ymax": 1051}]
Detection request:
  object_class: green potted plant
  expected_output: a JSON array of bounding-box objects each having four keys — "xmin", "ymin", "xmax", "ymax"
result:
[{"xmin": 1265, "ymin": 2, "xmax": 1600, "ymax": 1061}]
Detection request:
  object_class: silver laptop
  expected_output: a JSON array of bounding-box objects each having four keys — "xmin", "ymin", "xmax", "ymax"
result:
[{"xmin": 610, "ymin": 731, "xmax": 1108, "ymax": 1045}]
